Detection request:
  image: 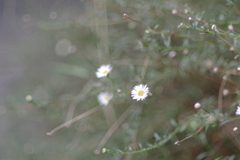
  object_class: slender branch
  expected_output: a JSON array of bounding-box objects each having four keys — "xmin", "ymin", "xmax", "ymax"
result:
[
  {"xmin": 66, "ymin": 80, "xmax": 95, "ymax": 126},
  {"xmin": 201, "ymin": 107, "xmax": 212, "ymax": 115},
  {"xmin": 174, "ymin": 126, "xmax": 204, "ymax": 145},
  {"xmin": 179, "ymin": 24, "xmax": 240, "ymax": 38},
  {"xmin": 123, "ymin": 13, "xmax": 190, "ymax": 38},
  {"xmin": 95, "ymin": 104, "xmax": 136, "ymax": 154},
  {"xmin": 123, "ymin": 14, "xmax": 172, "ymax": 36},
  {"xmin": 47, "ymin": 106, "xmax": 101, "ymax": 136},
  {"xmin": 233, "ymin": 28, "xmax": 240, "ymax": 34}
]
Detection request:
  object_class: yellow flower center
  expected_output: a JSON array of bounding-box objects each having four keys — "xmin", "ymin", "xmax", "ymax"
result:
[
  {"xmin": 103, "ymin": 70, "xmax": 108, "ymax": 74},
  {"xmin": 104, "ymin": 96, "xmax": 109, "ymax": 101},
  {"xmin": 138, "ymin": 90, "xmax": 144, "ymax": 96}
]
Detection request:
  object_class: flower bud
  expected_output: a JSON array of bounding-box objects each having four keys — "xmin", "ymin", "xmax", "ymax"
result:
[
  {"xmin": 25, "ymin": 95, "xmax": 33, "ymax": 102},
  {"xmin": 229, "ymin": 47, "xmax": 234, "ymax": 51},
  {"xmin": 228, "ymin": 25, "xmax": 234, "ymax": 31},
  {"xmin": 223, "ymin": 89, "xmax": 229, "ymax": 96},
  {"xmin": 172, "ymin": 9, "xmax": 177, "ymax": 15},
  {"xmin": 194, "ymin": 102, "xmax": 201, "ymax": 109}
]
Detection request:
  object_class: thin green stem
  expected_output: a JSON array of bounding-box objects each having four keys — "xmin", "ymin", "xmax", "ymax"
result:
[
  {"xmin": 179, "ymin": 25, "xmax": 240, "ymax": 38},
  {"xmin": 102, "ymin": 118, "xmax": 192, "ymax": 154}
]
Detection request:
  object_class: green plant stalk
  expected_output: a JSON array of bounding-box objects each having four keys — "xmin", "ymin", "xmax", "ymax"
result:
[
  {"xmin": 179, "ymin": 25, "xmax": 240, "ymax": 38},
  {"xmin": 102, "ymin": 118, "xmax": 192, "ymax": 154}
]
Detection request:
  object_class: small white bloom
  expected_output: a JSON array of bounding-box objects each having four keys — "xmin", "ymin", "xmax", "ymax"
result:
[
  {"xmin": 98, "ymin": 92, "xmax": 113, "ymax": 106},
  {"xmin": 228, "ymin": 24, "xmax": 234, "ymax": 31},
  {"xmin": 211, "ymin": 24, "xmax": 216, "ymax": 30},
  {"xmin": 223, "ymin": 89, "xmax": 229, "ymax": 96},
  {"xmin": 236, "ymin": 106, "xmax": 240, "ymax": 116},
  {"xmin": 233, "ymin": 127, "xmax": 238, "ymax": 131},
  {"xmin": 131, "ymin": 84, "xmax": 149, "ymax": 101},
  {"xmin": 172, "ymin": 9, "xmax": 177, "ymax": 15},
  {"xmin": 95, "ymin": 64, "xmax": 112, "ymax": 78},
  {"xmin": 169, "ymin": 51, "xmax": 177, "ymax": 58},
  {"xmin": 194, "ymin": 102, "xmax": 201, "ymax": 109},
  {"xmin": 213, "ymin": 67, "xmax": 218, "ymax": 73},
  {"xmin": 229, "ymin": 47, "xmax": 234, "ymax": 51},
  {"xmin": 25, "ymin": 95, "xmax": 33, "ymax": 102}
]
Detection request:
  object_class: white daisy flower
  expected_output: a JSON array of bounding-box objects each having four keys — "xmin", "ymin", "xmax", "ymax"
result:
[
  {"xmin": 98, "ymin": 92, "xmax": 113, "ymax": 106},
  {"xmin": 236, "ymin": 106, "xmax": 240, "ymax": 115},
  {"xmin": 96, "ymin": 64, "xmax": 112, "ymax": 78},
  {"xmin": 131, "ymin": 84, "xmax": 149, "ymax": 101}
]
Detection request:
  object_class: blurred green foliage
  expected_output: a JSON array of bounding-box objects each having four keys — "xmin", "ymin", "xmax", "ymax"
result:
[{"xmin": 1, "ymin": 0, "xmax": 240, "ymax": 159}]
